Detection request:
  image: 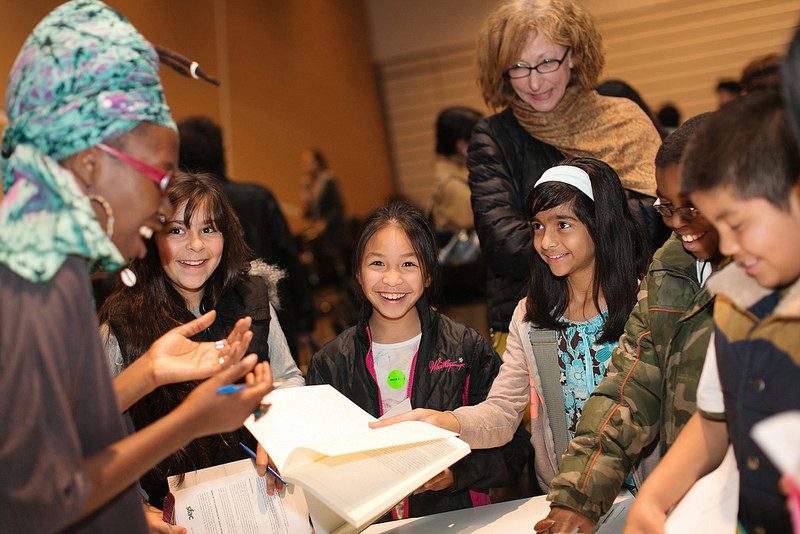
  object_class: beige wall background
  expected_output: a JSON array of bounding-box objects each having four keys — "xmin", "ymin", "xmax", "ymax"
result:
[
  {"xmin": 366, "ymin": 0, "xmax": 800, "ymax": 207},
  {"xmin": 0, "ymin": 0, "xmax": 395, "ymax": 222}
]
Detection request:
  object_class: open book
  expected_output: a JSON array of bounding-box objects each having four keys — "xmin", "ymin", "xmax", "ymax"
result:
[
  {"xmin": 164, "ymin": 458, "xmax": 312, "ymax": 533},
  {"xmin": 244, "ymin": 385, "xmax": 471, "ymax": 534}
]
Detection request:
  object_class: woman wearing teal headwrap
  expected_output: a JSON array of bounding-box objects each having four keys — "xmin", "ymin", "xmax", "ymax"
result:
[{"xmin": 0, "ymin": 2, "xmax": 270, "ymax": 532}]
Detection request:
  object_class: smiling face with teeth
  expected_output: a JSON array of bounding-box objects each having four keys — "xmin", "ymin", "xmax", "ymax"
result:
[
  {"xmin": 157, "ymin": 201, "xmax": 224, "ymax": 310},
  {"xmin": 656, "ymin": 163, "xmax": 720, "ymax": 261},
  {"xmin": 357, "ymin": 224, "xmax": 429, "ymax": 343}
]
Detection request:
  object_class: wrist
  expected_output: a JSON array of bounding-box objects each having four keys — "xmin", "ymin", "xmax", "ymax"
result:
[
  {"xmin": 634, "ymin": 484, "xmax": 672, "ymax": 514},
  {"xmin": 169, "ymin": 400, "xmax": 201, "ymax": 442},
  {"xmin": 141, "ymin": 351, "xmax": 159, "ymax": 393},
  {"xmin": 442, "ymin": 411, "xmax": 462, "ymax": 433},
  {"xmin": 125, "ymin": 355, "xmax": 157, "ymax": 398}
]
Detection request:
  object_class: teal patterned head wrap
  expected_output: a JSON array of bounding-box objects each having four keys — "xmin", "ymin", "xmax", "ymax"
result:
[{"xmin": 0, "ymin": 0, "xmax": 176, "ymax": 282}]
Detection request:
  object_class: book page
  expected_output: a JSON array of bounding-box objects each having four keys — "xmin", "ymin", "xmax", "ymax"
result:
[
  {"xmin": 169, "ymin": 459, "xmax": 311, "ymax": 534},
  {"xmin": 245, "ymin": 385, "xmax": 376, "ymax": 470},
  {"xmin": 379, "ymin": 397, "xmax": 412, "ymax": 420},
  {"xmin": 245, "ymin": 386, "xmax": 461, "ymax": 468},
  {"xmin": 290, "ymin": 437, "xmax": 470, "ymax": 528},
  {"xmin": 308, "ymin": 420, "xmax": 461, "ymax": 457},
  {"xmin": 751, "ymin": 410, "xmax": 800, "ymax": 481}
]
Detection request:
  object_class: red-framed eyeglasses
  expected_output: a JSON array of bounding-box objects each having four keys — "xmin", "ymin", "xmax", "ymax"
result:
[{"xmin": 97, "ymin": 143, "xmax": 173, "ymax": 193}]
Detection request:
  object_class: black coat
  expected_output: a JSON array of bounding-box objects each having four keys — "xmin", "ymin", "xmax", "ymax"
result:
[
  {"xmin": 306, "ymin": 301, "xmax": 531, "ymax": 519},
  {"xmin": 467, "ymin": 108, "xmax": 563, "ymax": 333}
]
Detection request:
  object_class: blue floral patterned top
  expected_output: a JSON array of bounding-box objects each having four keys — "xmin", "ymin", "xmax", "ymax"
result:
[{"xmin": 557, "ymin": 310, "xmax": 617, "ymax": 440}]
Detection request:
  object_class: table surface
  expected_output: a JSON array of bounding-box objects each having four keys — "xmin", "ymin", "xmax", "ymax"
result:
[{"xmin": 363, "ymin": 493, "xmax": 632, "ymax": 534}]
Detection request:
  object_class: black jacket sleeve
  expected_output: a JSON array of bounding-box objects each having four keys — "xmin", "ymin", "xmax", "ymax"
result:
[{"xmin": 467, "ymin": 119, "xmax": 533, "ymax": 280}]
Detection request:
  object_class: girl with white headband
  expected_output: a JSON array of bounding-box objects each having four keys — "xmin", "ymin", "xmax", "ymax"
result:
[{"xmin": 373, "ymin": 157, "xmax": 648, "ymax": 492}]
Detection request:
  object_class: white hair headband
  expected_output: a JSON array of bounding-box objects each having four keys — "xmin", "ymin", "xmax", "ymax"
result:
[{"xmin": 534, "ymin": 165, "xmax": 594, "ymax": 201}]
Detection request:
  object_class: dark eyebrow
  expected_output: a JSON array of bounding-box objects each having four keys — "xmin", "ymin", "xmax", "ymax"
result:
[
  {"xmin": 531, "ymin": 214, "xmax": 578, "ymax": 223},
  {"xmin": 554, "ymin": 214, "xmax": 578, "ymax": 221}
]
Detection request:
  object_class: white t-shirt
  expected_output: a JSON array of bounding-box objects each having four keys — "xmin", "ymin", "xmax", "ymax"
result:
[
  {"xmin": 371, "ymin": 333, "xmax": 421, "ymax": 414},
  {"xmin": 697, "ymin": 333, "xmax": 727, "ymax": 417},
  {"xmin": 697, "ymin": 259, "xmax": 713, "ymax": 287}
]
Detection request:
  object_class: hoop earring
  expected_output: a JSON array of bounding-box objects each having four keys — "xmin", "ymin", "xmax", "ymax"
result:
[{"xmin": 88, "ymin": 194, "xmax": 114, "ymax": 238}]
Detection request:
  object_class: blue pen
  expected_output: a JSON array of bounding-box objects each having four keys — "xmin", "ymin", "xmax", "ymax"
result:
[
  {"xmin": 217, "ymin": 384, "xmax": 247, "ymax": 394},
  {"xmin": 239, "ymin": 442, "xmax": 287, "ymax": 486}
]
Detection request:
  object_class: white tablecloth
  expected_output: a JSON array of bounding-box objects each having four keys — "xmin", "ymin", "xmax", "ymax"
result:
[{"xmin": 363, "ymin": 492, "xmax": 632, "ymax": 534}]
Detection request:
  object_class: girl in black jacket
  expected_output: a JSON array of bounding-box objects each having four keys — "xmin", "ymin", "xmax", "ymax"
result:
[{"xmin": 307, "ymin": 202, "xmax": 531, "ymax": 520}]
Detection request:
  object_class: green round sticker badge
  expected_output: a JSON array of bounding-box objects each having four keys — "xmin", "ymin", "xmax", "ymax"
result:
[{"xmin": 387, "ymin": 369, "xmax": 407, "ymax": 390}]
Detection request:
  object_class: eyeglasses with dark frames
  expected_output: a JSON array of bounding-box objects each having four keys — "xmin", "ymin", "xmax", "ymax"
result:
[
  {"xmin": 97, "ymin": 143, "xmax": 173, "ymax": 193},
  {"xmin": 653, "ymin": 197, "xmax": 699, "ymax": 221},
  {"xmin": 505, "ymin": 47, "xmax": 571, "ymax": 79}
]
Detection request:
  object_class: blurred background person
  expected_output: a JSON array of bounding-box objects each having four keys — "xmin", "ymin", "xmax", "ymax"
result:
[
  {"xmin": 300, "ymin": 148, "xmax": 348, "ymax": 288},
  {"xmin": 656, "ymin": 102, "xmax": 681, "ymax": 135},
  {"xmin": 178, "ymin": 116, "xmax": 315, "ymax": 361},
  {"xmin": 715, "ymin": 79, "xmax": 741, "ymax": 108},
  {"xmin": 739, "ymin": 52, "xmax": 782, "ymax": 94},
  {"xmin": 430, "ymin": 106, "xmax": 488, "ymax": 336}
]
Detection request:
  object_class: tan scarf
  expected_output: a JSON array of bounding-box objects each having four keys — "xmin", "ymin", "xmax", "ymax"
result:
[{"xmin": 511, "ymin": 86, "xmax": 659, "ymax": 196}]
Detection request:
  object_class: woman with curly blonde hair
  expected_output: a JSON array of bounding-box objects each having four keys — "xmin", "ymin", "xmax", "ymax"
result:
[{"xmin": 469, "ymin": 0, "xmax": 664, "ymax": 358}]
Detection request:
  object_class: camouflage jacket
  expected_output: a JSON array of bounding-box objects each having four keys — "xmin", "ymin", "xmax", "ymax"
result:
[{"xmin": 547, "ymin": 236, "xmax": 723, "ymax": 521}]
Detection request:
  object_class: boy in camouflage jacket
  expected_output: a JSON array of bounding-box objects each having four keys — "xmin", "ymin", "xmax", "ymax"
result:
[{"xmin": 535, "ymin": 115, "xmax": 727, "ymax": 533}]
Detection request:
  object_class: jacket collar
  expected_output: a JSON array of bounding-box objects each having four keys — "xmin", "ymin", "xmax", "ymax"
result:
[
  {"xmin": 706, "ymin": 262, "xmax": 800, "ymax": 319},
  {"xmin": 650, "ymin": 234, "xmax": 729, "ymax": 280}
]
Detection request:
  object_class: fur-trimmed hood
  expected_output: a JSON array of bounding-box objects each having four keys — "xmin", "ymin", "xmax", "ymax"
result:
[
  {"xmin": 707, "ymin": 262, "xmax": 800, "ymax": 319},
  {"xmin": 248, "ymin": 259, "xmax": 285, "ymax": 310}
]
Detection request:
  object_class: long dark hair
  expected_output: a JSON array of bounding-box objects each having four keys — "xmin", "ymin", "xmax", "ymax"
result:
[
  {"xmin": 525, "ymin": 157, "xmax": 647, "ymax": 343},
  {"xmin": 352, "ymin": 201, "xmax": 441, "ymax": 311},
  {"xmin": 98, "ymin": 171, "xmax": 251, "ymax": 476}
]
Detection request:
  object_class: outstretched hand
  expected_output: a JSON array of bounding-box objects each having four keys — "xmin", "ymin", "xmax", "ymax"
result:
[
  {"xmin": 143, "ymin": 312, "xmax": 254, "ymax": 388},
  {"xmin": 368, "ymin": 408, "xmax": 461, "ymax": 433}
]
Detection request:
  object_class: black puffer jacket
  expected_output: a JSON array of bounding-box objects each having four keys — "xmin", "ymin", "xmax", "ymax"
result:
[
  {"xmin": 467, "ymin": 108, "xmax": 563, "ymax": 333},
  {"xmin": 306, "ymin": 300, "xmax": 532, "ymax": 519}
]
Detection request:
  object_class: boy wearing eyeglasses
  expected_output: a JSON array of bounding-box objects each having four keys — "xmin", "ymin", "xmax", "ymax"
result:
[{"xmin": 534, "ymin": 113, "xmax": 726, "ymax": 533}]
